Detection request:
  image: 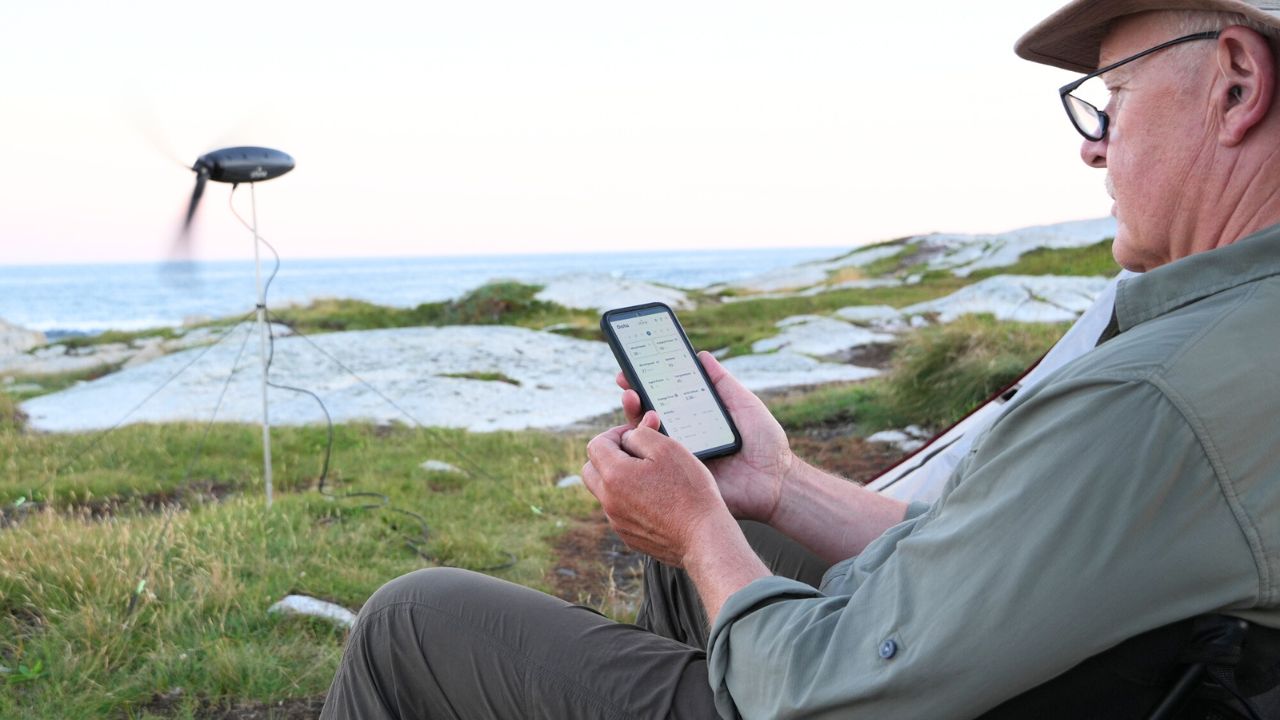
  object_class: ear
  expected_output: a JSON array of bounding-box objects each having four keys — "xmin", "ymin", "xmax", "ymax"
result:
[{"xmin": 1214, "ymin": 26, "xmax": 1276, "ymax": 146}]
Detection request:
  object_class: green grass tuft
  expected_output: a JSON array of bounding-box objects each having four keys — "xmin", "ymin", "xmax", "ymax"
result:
[
  {"xmin": 50, "ymin": 328, "xmax": 183, "ymax": 351},
  {"xmin": 0, "ymin": 393, "xmax": 26, "ymax": 433},
  {"xmin": 438, "ymin": 371, "xmax": 521, "ymax": 386},
  {"xmin": 769, "ymin": 380, "xmax": 902, "ymax": 434},
  {"xmin": 968, "ymin": 239, "xmax": 1119, "ymax": 279},
  {"xmin": 855, "ymin": 246, "xmax": 916, "ymax": 278},
  {"xmin": 882, "ymin": 315, "xmax": 1068, "ymax": 429}
]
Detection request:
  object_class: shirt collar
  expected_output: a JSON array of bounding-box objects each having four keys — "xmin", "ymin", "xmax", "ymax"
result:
[{"xmin": 1114, "ymin": 223, "xmax": 1280, "ymax": 334}]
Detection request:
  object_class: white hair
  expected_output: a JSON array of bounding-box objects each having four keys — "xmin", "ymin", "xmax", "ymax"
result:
[
  {"xmin": 1164, "ymin": 9, "xmax": 1280, "ymax": 70},
  {"xmin": 1168, "ymin": 9, "xmax": 1280, "ymax": 41}
]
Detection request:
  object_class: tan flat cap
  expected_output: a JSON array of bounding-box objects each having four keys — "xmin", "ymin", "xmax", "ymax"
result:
[{"xmin": 1016, "ymin": 0, "xmax": 1280, "ymax": 72}]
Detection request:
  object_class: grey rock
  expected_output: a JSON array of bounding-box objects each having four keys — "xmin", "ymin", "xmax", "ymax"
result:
[
  {"xmin": 421, "ymin": 460, "xmax": 465, "ymax": 474},
  {"xmin": 267, "ymin": 595, "xmax": 357, "ymax": 628}
]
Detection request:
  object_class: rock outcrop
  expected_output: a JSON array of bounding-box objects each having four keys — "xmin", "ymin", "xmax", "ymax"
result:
[{"xmin": 0, "ymin": 319, "xmax": 45, "ymax": 359}]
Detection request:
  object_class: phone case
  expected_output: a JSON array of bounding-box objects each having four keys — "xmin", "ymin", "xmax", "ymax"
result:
[{"xmin": 600, "ymin": 301, "xmax": 742, "ymax": 460}]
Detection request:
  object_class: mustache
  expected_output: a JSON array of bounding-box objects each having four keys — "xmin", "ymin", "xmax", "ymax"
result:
[{"xmin": 1105, "ymin": 174, "xmax": 1116, "ymax": 199}]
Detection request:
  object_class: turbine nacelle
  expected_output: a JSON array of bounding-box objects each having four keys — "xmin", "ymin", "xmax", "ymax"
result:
[{"xmin": 181, "ymin": 146, "xmax": 295, "ymax": 236}]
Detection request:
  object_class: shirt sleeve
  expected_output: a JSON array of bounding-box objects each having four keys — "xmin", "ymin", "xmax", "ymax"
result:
[{"xmin": 706, "ymin": 376, "xmax": 1261, "ymax": 719}]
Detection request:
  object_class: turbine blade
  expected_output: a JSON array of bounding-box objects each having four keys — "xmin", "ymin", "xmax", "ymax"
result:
[{"xmin": 182, "ymin": 172, "xmax": 207, "ymax": 233}]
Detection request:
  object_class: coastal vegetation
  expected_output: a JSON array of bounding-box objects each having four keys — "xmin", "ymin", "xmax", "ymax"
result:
[
  {"xmin": 769, "ymin": 315, "xmax": 1068, "ymax": 433},
  {"xmin": 0, "ymin": 236, "xmax": 1116, "ymax": 717},
  {"xmin": 269, "ymin": 281, "xmax": 598, "ymax": 336}
]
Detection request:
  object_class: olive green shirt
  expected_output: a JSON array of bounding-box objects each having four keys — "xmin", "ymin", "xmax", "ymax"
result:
[{"xmin": 707, "ymin": 225, "xmax": 1280, "ymax": 719}]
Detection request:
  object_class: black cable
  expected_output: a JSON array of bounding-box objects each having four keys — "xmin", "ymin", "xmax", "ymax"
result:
[
  {"xmin": 228, "ymin": 186, "xmax": 281, "ymax": 308},
  {"xmin": 228, "ymin": 188, "xmax": 514, "ymax": 572},
  {"xmin": 263, "ymin": 316, "xmax": 513, "ymax": 571},
  {"xmin": 266, "ymin": 313, "xmax": 505, "ymax": 488}
]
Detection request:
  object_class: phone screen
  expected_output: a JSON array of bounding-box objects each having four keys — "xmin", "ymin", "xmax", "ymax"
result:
[{"xmin": 603, "ymin": 304, "xmax": 739, "ymax": 458}]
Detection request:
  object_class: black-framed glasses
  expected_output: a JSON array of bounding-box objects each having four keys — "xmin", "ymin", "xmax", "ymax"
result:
[{"xmin": 1059, "ymin": 30, "xmax": 1220, "ymax": 141}]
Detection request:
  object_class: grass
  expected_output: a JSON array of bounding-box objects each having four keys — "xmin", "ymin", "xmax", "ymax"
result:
[
  {"xmin": 882, "ymin": 315, "xmax": 1069, "ymax": 429},
  {"xmin": 0, "ymin": 393, "xmax": 25, "ymax": 434},
  {"xmin": 678, "ymin": 278, "xmax": 970, "ymax": 356},
  {"xmin": 968, "ymin": 239, "xmax": 1119, "ymax": 279},
  {"xmin": 1, "ymin": 365, "xmax": 125, "ymax": 401},
  {"xmin": 438, "ymin": 371, "xmax": 521, "ymax": 386},
  {"xmin": 52, "ymin": 328, "xmax": 184, "ymax": 351},
  {"xmin": 0, "ymin": 421, "xmax": 597, "ymax": 718},
  {"xmin": 854, "ymin": 245, "xmax": 915, "ymax": 278},
  {"xmin": 767, "ymin": 315, "xmax": 1070, "ymax": 433},
  {"xmin": 769, "ymin": 380, "xmax": 901, "ymax": 434}
]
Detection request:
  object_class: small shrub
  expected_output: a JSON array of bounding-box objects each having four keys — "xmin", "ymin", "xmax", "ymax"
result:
[
  {"xmin": 53, "ymin": 327, "xmax": 182, "ymax": 351},
  {"xmin": 270, "ymin": 283, "xmax": 593, "ymax": 333},
  {"xmin": 428, "ymin": 282, "xmax": 558, "ymax": 325}
]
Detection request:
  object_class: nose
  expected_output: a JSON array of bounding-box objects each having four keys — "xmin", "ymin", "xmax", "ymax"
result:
[{"xmin": 1080, "ymin": 135, "xmax": 1107, "ymax": 168}]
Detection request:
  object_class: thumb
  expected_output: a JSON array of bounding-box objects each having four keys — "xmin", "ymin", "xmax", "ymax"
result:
[
  {"xmin": 698, "ymin": 352, "xmax": 751, "ymax": 408},
  {"xmin": 621, "ymin": 412, "xmax": 674, "ymax": 458}
]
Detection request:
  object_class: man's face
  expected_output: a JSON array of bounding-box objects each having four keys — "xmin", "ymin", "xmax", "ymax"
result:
[{"xmin": 1083, "ymin": 13, "xmax": 1217, "ymax": 271}]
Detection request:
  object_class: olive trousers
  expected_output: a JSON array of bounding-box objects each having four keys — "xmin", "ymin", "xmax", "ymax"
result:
[{"xmin": 319, "ymin": 522, "xmax": 828, "ymax": 719}]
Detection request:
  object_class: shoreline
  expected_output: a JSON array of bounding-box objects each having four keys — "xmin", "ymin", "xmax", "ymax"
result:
[{"xmin": 4, "ymin": 218, "xmax": 1119, "ymax": 434}]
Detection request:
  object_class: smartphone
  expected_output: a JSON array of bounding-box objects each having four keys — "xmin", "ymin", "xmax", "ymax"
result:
[{"xmin": 600, "ymin": 302, "xmax": 741, "ymax": 460}]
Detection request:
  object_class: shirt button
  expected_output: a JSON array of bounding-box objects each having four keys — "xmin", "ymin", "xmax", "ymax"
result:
[{"xmin": 879, "ymin": 639, "xmax": 898, "ymax": 659}]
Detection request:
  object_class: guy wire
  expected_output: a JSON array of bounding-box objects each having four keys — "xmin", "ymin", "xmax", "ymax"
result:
[
  {"xmin": 124, "ymin": 320, "xmax": 255, "ymax": 624},
  {"xmin": 228, "ymin": 187, "xmax": 515, "ymax": 572},
  {"xmin": 5, "ymin": 311, "xmax": 256, "ymax": 522}
]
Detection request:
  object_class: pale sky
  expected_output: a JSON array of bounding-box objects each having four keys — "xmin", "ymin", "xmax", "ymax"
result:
[{"xmin": 0, "ymin": 0, "xmax": 1108, "ymax": 265}]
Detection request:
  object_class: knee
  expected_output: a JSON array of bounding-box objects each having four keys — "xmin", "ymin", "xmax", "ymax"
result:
[{"xmin": 358, "ymin": 566, "xmax": 479, "ymax": 620}]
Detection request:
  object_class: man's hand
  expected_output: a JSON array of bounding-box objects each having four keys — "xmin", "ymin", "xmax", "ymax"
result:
[
  {"xmin": 616, "ymin": 352, "xmax": 793, "ymax": 524},
  {"xmin": 582, "ymin": 415, "xmax": 770, "ymax": 621},
  {"xmin": 581, "ymin": 413, "xmax": 730, "ymax": 568},
  {"xmin": 616, "ymin": 352, "xmax": 910, "ymax": 564}
]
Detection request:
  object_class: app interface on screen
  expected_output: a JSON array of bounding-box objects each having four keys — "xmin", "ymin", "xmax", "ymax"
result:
[{"xmin": 610, "ymin": 309, "xmax": 734, "ymax": 453}]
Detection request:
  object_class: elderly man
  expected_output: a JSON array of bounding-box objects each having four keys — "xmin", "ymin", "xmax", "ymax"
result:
[{"xmin": 321, "ymin": 1, "xmax": 1280, "ymax": 717}]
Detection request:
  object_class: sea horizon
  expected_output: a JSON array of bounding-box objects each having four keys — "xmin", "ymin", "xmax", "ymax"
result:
[{"xmin": 0, "ymin": 245, "xmax": 845, "ymax": 337}]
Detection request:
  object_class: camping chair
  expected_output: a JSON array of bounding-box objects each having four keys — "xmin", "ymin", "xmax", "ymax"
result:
[{"xmin": 978, "ymin": 614, "xmax": 1280, "ymax": 719}]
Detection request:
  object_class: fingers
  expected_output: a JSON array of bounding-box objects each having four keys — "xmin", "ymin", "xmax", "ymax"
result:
[
  {"xmin": 620, "ymin": 413, "xmax": 676, "ymax": 459},
  {"xmin": 697, "ymin": 351, "xmax": 727, "ymax": 381},
  {"xmin": 581, "ymin": 460, "xmax": 603, "ymax": 500},
  {"xmin": 615, "ymin": 371, "xmax": 632, "ymax": 391},
  {"xmin": 621, "ymin": 389, "xmax": 643, "ymax": 426},
  {"xmin": 586, "ymin": 425, "xmax": 632, "ymax": 471},
  {"xmin": 697, "ymin": 351, "xmax": 753, "ymax": 410}
]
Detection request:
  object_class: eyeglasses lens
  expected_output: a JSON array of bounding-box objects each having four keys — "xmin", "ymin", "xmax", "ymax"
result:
[
  {"xmin": 1065, "ymin": 94, "xmax": 1103, "ymax": 140},
  {"xmin": 1066, "ymin": 75, "xmax": 1111, "ymax": 140}
]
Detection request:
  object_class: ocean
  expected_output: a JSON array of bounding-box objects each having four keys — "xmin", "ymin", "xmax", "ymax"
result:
[{"xmin": 0, "ymin": 247, "xmax": 843, "ymax": 337}]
